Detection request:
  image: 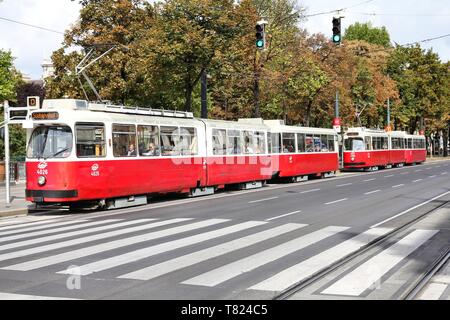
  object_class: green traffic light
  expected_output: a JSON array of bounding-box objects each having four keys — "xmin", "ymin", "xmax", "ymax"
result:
[
  {"xmin": 333, "ymin": 35, "xmax": 341, "ymax": 43},
  {"xmin": 256, "ymin": 39, "xmax": 264, "ymax": 48}
]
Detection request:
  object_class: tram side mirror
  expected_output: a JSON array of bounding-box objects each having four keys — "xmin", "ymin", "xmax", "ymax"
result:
[{"xmin": 0, "ymin": 127, "xmax": 4, "ymax": 140}]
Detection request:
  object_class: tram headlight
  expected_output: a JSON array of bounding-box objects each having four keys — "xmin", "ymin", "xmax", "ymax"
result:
[{"xmin": 38, "ymin": 176, "xmax": 46, "ymax": 186}]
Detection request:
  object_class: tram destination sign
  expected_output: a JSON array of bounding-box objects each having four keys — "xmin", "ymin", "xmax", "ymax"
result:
[{"xmin": 32, "ymin": 111, "xmax": 59, "ymax": 120}]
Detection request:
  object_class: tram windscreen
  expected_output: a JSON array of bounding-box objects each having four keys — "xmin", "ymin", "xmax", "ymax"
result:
[
  {"xmin": 27, "ymin": 126, "xmax": 73, "ymax": 159},
  {"xmin": 344, "ymin": 137, "xmax": 365, "ymax": 151}
]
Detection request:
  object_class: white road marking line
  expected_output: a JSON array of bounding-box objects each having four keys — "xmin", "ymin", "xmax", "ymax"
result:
[
  {"xmin": 363, "ymin": 178, "xmax": 376, "ymax": 182},
  {"xmin": 0, "ymin": 219, "xmax": 120, "ymax": 242},
  {"xmin": 0, "ymin": 220, "xmax": 88, "ymax": 236},
  {"xmin": 384, "ymin": 175, "xmax": 394, "ymax": 178},
  {"xmin": 322, "ymin": 229, "xmax": 439, "ymax": 296},
  {"xmin": 248, "ymin": 197, "xmax": 278, "ymax": 204},
  {"xmin": 370, "ymin": 191, "xmax": 450, "ymax": 228},
  {"xmin": 392, "ymin": 184, "xmax": 405, "ymax": 188},
  {"xmin": 415, "ymin": 169, "xmax": 423, "ymax": 172},
  {"xmin": 0, "ymin": 292, "xmax": 79, "ymax": 300},
  {"xmin": 441, "ymin": 172, "xmax": 448, "ymax": 175},
  {"xmin": 0, "ymin": 218, "xmax": 75, "ymax": 230},
  {"xmin": 249, "ymin": 228, "xmax": 392, "ymax": 292},
  {"xmin": 0, "ymin": 218, "xmax": 196, "ymax": 265},
  {"xmin": 417, "ymin": 283, "xmax": 448, "ymax": 300},
  {"xmin": 364, "ymin": 190, "xmax": 381, "ymax": 195},
  {"xmin": 0, "ymin": 219, "xmax": 151, "ymax": 251},
  {"xmin": 265, "ymin": 211, "xmax": 301, "ymax": 222},
  {"xmin": 119, "ymin": 223, "xmax": 306, "ymax": 281},
  {"xmin": 336, "ymin": 183, "xmax": 352, "ymax": 187},
  {"xmin": 182, "ymin": 226, "xmax": 349, "ymax": 287},
  {"xmin": 429, "ymin": 175, "xmax": 437, "ymax": 178},
  {"xmin": 400, "ymin": 172, "xmax": 409, "ymax": 175},
  {"xmin": 426, "ymin": 167, "xmax": 432, "ymax": 170},
  {"xmin": 57, "ymin": 221, "xmax": 266, "ymax": 276},
  {"xmin": 412, "ymin": 179, "xmax": 423, "ymax": 183},
  {"xmin": 324, "ymin": 198, "xmax": 348, "ymax": 205},
  {"xmin": 299, "ymin": 189, "xmax": 321, "ymax": 194}
]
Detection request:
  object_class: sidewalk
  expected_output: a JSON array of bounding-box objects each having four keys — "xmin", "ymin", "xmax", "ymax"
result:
[{"xmin": 0, "ymin": 183, "xmax": 30, "ymax": 217}]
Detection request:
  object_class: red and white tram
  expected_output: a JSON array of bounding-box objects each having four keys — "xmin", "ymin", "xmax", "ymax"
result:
[
  {"xmin": 343, "ymin": 127, "xmax": 426, "ymax": 170},
  {"xmin": 25, "ymin": 99, "xmax": 338, "ymax": 209}
]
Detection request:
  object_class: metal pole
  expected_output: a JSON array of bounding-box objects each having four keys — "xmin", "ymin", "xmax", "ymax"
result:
[
  {"xmin": 387, "ymin": 98, "xmax": 390, "ymax": 128},
  {"xmin": 335, "ymin": 90, "xmax": 339, "ymax": 118},
  {"xmin": 200, "ymin": 68, "xmax": 207, "ymax": 119},
  {"xmin": 3, "ymin": 100, "xmax": 10, "ymax": 207}
]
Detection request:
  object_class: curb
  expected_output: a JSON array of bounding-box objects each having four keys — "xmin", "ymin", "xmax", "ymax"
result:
[{"xmin": 0, "ymin": 207, "xmax": 29, "ymax": 217}]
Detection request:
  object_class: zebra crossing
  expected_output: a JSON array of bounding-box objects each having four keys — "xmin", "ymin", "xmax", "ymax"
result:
[{"xmin": 0, "ymin": 216, "xmax": 440, "ymax": 298}]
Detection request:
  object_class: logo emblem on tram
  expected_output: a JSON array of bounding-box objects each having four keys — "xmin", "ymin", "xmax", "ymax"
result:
[
  {"xmin": 38, "ymin": 161, "xmax": 48, "ymax": 169},
  {"xmin": 36, "ymin": 161, "xmax": 49, "ymax": 175},
  {"xmin": 91, "ymin": 163, "xmax": 100, "ymax": 177}
]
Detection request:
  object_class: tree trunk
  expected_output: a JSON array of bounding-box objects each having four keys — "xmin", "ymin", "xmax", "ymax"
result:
[
  {"xmin": 253, "ymin": 73, "xmax": 260, "ymax": 118},
  {"xmin": 184, "ymin": 72, "xmax": 193, "ymax": 112},
  {"xmin": 305, "ymin": 100, "xmax": 312, "ymax": 127}
]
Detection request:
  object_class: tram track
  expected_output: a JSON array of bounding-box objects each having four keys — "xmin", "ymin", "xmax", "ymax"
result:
[
  {"xmin": 402, "ymin": 248, "xmax": 450, "ymax": 300},
  {"xmin": 273, "ymin": 198, "xmax": 450, "ymax": 300}
]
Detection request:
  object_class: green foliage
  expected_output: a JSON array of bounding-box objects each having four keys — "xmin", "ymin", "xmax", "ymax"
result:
[
  {"xmin": 344, "ymin": 22, "xmax": 391, "ymax": 48},
  {"xmin": 43, "ymin": 0, "xmax": 448, "ymax": 138}
]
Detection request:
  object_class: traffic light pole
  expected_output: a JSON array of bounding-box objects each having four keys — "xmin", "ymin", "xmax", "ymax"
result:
[{"xmin": 3, "ymin": 100, "xmax": 11, "ymax": 207}]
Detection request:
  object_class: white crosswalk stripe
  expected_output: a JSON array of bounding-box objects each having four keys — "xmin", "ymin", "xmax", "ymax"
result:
[
  {"xmin": 0, "ymin": 219, "xmax": 152, "ymax": 251},
  {"xmin": 321, "ymin": 229, "xmax": 438, "ymax": 296},
  {"xmin": 0, "ymin": 220, "xmax": 89, "ymax": 236},
  {"xmin": 57, "ymin": 220, "xmax": 266, "ymax": 276},
  {"xmin": 0, "ymin": 214, "xmax": 437, "ymax": 298},
  {"xmin": 0, "ymin": 218, "xmax": 195, "ymax": 265},
  {"xmin": 249, "ymin": 227, "xmax": 392, "ymax": 292},
  {"xmin": 182, "ymin": 226, "xmax": 348, "ymax": 287},
  {"xmin": 0, "ymin": 218, "xmax": 73, "ymax": 230},
  {"xmin": 119, "ymin": 223, "xmax": 306, "ymax": 281},
  {"xmin": 2, "ymin": 218, "xmax": 224, "ymax": 271}
]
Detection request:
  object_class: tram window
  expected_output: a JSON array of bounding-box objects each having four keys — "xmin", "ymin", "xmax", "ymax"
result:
[
  {"xmin": 282, "ymin": 133, "xmax": 295, "ymax": 153},
  {"xmin": 313, "ymin": 135, "xmax": 321, "ymax": 152},
  {"xmin": 327, "ymin": 135, "xmax": 335, "ymax": 152},
  {"xmin": 365, "ymin": 136, "xmax": 372, "ymax": 150},
  {"xmin": 137, "ymin": 125, "xmax": 160, "ymax": 157},
  {"xmin": 306, "ymin": 135, "xmax": 314, "ymax": 152},
  {"xmin": 254, "ymin": 131, "xmax": 266, "ymax": 154},
  {"xmin": 243, "ymin": 131, "xmax": 255, "ymax": 154},
  {"xmin": 320, "ymin": 135, "xmax": 329, "ymax": 152},
  {"xmin": 179, "ymin": 127, "xmax": 197, "ymax": 155},
  {"xmin": 27, "ymin": 125, "xmax": 73, "ymax": 159},
  {"xmin": 227, "ymin": 130, "xmax": 241, "ymax": 155},
  {"xmin": 212, "ymin": 129, "xmax": 227, "ymax": 155},
  {"xmin": 75, "ymin": 123, "xmax": 105, "ymax": 158},
  {"xmin": 382, "ymin": 137, "xmax": 388, "ymax": 149},
  {"xmin": 269, "ymin": 133, "xmax": 281, "ymax": 153},
  {"xmin": 297, "ymin": 133, "xmax": 305, "ymax": 152},
  {"xmin": 345, "ymin": 138, "xmax": 364, "ymax": 151},
  {"xmin": 160, "ymin": 126, "xmax": 180, "ymax": 156},
  {"xmin": 407, "ymin": 138, "xmax": 412, "ymax": 149},
  {"xmin": 112, "ymin": 124, "xmax": 136, "ymax": 157}
]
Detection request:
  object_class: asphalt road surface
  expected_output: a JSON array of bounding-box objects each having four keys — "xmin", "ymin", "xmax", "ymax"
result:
[{"xmin": 0, "ymin": 160, "xmax": 449, "ymax": 300}]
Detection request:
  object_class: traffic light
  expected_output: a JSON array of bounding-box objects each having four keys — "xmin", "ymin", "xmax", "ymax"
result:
[
  {"xmin": 255, "ymin": 22, "xmax": 265, "ymax": 50},
  {"xmin": 332, "ymin": 17, "xmax": 341, "ymax": 44}
]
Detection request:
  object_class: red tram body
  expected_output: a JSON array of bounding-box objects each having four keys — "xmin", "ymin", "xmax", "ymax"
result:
[
  {"xmin": 343, "ymin": 127, "xmax": 426, "ymax": 171},
  {"xmin": 25, "ymin": 99, "xmax": 338, "ymax": 208}
]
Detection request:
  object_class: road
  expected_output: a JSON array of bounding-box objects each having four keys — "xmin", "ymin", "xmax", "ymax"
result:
[{"xmin": 0, "ymin": 160, "xmax": 449, "ymax": 300}]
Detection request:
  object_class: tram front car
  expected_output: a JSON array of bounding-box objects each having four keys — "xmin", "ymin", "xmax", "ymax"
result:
[{"xmin": 25, "ymin": 99, "xmax": 102, "ymax": 207}]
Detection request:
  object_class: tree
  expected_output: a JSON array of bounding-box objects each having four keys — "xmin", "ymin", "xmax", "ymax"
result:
[
  {"xmin": 47, "ymin": 0, "xmax": 154, "ymax": 104},
  {"xmin": 0, "ymin": 49, "xmax": 26, "ymax": 160},
  {"xmin": 0, "ymin": 50, "xmax": 20, "ymax": 102},
  {"xmin": 344, "ymin": 22, "xmax": 391, "ymax": 48}
]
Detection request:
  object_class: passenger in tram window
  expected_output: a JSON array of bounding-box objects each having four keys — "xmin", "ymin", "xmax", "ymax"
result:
[
  {"xmin": 127, "ymin": 143, "xmax": 136, "ymax": 156},
  {"xmin": 244, "ymin": 141, "xmax": 254, "ymax": 154},
  {"xmin": 142, "ymin": 142, "xmax": 159, "ymax": 156}
]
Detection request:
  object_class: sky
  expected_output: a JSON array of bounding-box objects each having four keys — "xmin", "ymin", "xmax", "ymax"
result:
[{"xmin": 0, "ymin": 0, "xmax": 449, "ymax": 79}]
